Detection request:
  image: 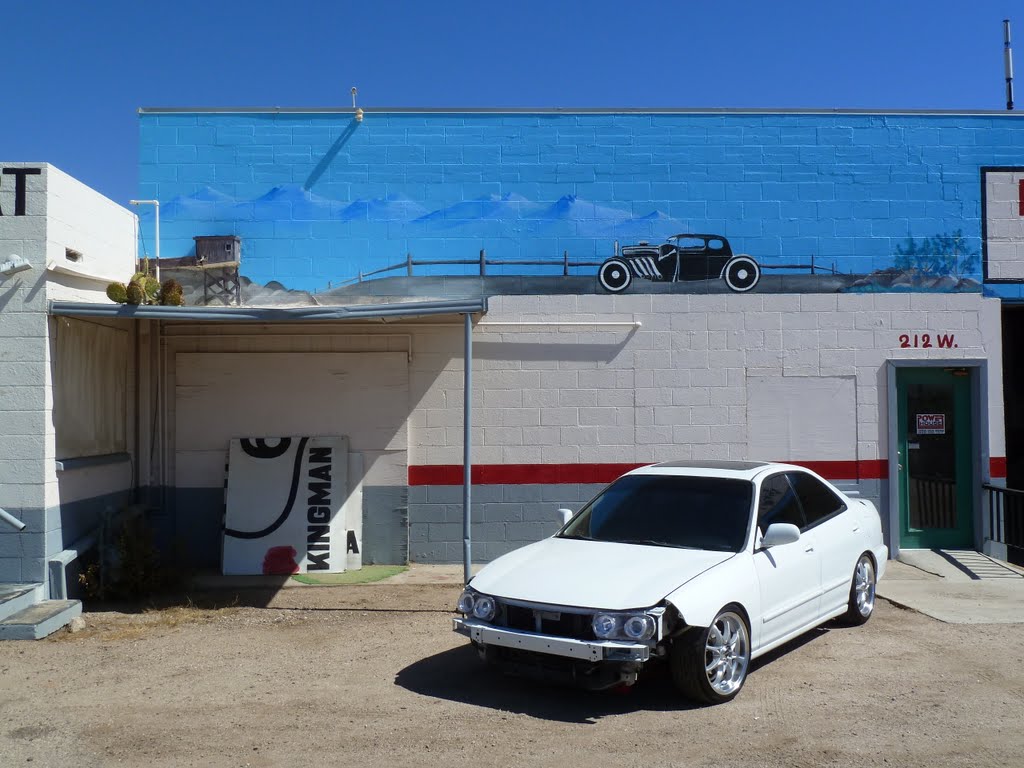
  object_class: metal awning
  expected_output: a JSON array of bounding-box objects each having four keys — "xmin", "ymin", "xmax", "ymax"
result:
[{"xmin": 48, "ymin": 297, "xmax": 487, "ymax": 322}]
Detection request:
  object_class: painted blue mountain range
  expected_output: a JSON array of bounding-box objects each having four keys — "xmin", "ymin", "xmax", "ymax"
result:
[{"xmin": 143, "ymin": 185, "xmax": 690, "ymax": 239}]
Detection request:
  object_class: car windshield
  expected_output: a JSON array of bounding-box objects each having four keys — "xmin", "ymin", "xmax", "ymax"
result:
[{"xmin": 558, "ymin": 474, "xmax": 754, "ymax": 552}]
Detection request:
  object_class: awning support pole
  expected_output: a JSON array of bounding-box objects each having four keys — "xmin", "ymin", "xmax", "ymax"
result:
[{"xmin": 462, "ymin": 312, "xmax": 473, "ymax": 584}]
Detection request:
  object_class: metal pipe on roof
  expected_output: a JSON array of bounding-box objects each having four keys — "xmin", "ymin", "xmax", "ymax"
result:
[
  {"xmin": 463, "ymin": 311, "xmax": 473, "ymax": 585},
  {"xmin": 1006, "ymin": 19, "xmax": 1015, "ymax": 111}
]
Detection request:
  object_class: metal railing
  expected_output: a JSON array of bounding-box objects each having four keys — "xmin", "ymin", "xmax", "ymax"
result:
[
  {"xmin": 984, "ymin": 484, "xmax": 1024, "ymax": 565},
  {"xmin": 322, "ymin": 249, "xmax": 839, "ymax": 290},
  {"xmin": 327, "ymin": 250, "xmax": 603, "ymax": 289}
]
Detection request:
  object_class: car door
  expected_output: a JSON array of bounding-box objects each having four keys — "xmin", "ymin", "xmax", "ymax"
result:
[
  {"xmin": 752, "ymin": 473, "xmax": 822, "ymax": 649},
  {"xmin": 677, "ymin": 237, "xmax": 710, "ymax": 281},
  {"xmin": 788, "ymin": 470, "xmax": 856, "ymax": 618}
]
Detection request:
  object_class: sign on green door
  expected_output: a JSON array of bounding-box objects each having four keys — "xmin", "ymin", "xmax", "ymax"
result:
[{"xmin": 896, "ymin": 367, "xmax": 974, "ymax": 549}]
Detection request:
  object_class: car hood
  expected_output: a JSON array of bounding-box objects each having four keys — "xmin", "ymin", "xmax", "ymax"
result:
[{"xmin": 469, "ymin": 537, "xmax": 734, "ymax": 611}]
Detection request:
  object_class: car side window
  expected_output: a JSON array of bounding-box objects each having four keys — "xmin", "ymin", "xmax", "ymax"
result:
[
  {"xmin": 756, "ymin": 473, "xmax": 806, "ymax": 533},
  {"xmin": 787, "ymin": 471, "xmax": 847, "ymax": 529}
]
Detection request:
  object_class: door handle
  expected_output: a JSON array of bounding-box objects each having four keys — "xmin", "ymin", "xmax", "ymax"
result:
[
  {"xmin": 852, "ymin": 526, "xmax": 861, "ymax": 533},
  {"xmin": 804, "ymin": 546, "xmax": 815, "ymax": 553}
]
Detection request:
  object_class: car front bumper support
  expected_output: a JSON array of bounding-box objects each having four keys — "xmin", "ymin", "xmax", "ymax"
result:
[{"xmin": 453, "ymin": 617, "xmax": 651, "ymax": 663}]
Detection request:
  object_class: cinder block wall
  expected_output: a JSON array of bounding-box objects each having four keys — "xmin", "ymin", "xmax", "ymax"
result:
[
  {"xmin": 0, "ymin": 163, "xmax": 139, "ymax": 589},
  {"xmin": 0, "ymin": 164, "xmax": 49, "ymax": 583},
  {"xmin": 44, "ymin": 165, "xmax": 138, "ymax": 303},
  {"xmin": 138, "ymin": 111, "xmax": 1024, "ymax": 295},
  {"xmin": 406, "ymin": 292, "xmax": 1005, "ymax": 562}
]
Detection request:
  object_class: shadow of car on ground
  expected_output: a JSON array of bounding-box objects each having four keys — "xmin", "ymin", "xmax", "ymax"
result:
[{"xmin": 394, "ymin": 621, "xmax": 843, "ymax": 722}]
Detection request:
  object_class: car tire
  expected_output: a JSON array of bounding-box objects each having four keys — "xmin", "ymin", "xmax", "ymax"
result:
[
  {"xmin": 598, "ymin": 259, "xmax": 632, "ymax": 293},
  {"xmin": 842, "ymin": 554, "xmax": 876, "ymax": 626},
  {"xmin": 722, "ymin": 255, "xmax": 760, "ymax": 292},
  {"xmin": 670, "ymin": 605, "xmax": 750, "ymax": 705}
]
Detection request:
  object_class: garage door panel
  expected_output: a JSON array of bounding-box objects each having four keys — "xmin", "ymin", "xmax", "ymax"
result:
[{"xmin": 175, "ymin": 352, "xmax": 409, "ymax": 486}]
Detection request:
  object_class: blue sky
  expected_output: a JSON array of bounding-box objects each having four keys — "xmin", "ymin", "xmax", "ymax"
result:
[{"xmin": 2, "ymin": 1, "xmax": 1018, "ymax": 206}]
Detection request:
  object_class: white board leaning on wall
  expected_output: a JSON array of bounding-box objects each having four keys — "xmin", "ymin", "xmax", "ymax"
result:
[{"xmin": 222, "ymin": 436, "xmax": 350, "ymax": 575}]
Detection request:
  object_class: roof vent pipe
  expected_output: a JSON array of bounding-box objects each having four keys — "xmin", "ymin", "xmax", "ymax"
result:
[{"xmin": 1005, "ymin": 19, "xmax": 1015, "ymax": 110}]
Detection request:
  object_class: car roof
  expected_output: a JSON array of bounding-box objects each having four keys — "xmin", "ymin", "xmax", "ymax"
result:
[
  {"xmin": 668, "ymin": 233, "xmax": 727, "ymax": 241},
  {"xmin": 629, "ymin": 460, "xmax": 809, "ymax": 481}
]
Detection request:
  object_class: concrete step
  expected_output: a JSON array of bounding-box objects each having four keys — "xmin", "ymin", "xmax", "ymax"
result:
[
  {"xmin": 0, "ymin": 600, "xmax": 82, "ymax": 640},
  {"xmin": 0, "ymin": 583, "xmax": 44, "ymax": 622}
]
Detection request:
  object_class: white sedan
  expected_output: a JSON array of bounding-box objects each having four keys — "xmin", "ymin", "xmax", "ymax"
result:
[{"xmin": 453, "ymin": 460, "xmax": 887, "ymax": 704}]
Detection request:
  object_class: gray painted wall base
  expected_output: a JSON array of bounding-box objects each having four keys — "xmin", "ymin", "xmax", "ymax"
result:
[
  {"xmin": 0, "ymin": 599, "xmax": 81, "ymax": 640},
  {"xmin": 408, "ymin": 482, "xmax": 605, "ymax": 563},
  {"xmin": 362, "ymin": 503, "xmax": 409, "ymax": 565}
]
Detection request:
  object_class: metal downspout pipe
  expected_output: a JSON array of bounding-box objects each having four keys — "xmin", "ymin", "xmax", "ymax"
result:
[
  {"xmin": 463, "ymin": 312, "xmax": 473, "ymax": 584},
  {"xmin": 0, "ymin": 506, "xmax": 27, "ymax": 531}
]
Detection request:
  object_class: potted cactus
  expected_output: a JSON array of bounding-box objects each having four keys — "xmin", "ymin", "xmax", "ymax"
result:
[{"xmin": 107, "ymin": 259, "xmax": 185, "ymax": 307}]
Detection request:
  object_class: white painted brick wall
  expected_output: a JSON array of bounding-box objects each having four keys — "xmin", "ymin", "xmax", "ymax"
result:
[
  {"xmin": 0, "ymin": 164, "xmax": 49, "ymax": 523},
  {"xmin": 406, "ymin": 292, "xmax": 1006, "ymax": 471},
  {"xmin": 44, "ymin": 165, "xmax": 137, "ymax": 303}
]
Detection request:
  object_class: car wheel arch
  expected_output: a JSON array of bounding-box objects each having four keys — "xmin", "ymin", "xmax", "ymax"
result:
[
  {"xmin": 665, "ymin": 595, "xmax": 752, "ymax": 632},
  {"xmin": 662, "ymin": 555, "xmax": 762, "ymax": 632}
]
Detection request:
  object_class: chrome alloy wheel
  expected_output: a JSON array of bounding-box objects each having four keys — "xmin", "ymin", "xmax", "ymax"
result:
[
  {"xmin": 704, "ymin": 611, "xmax": 749, "ymax": 696},
  {"xmin": 854, "ymin": 556, "xmax": 876, "ymax": 618}
]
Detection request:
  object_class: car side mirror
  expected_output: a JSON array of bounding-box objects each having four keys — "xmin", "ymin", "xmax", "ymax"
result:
[
  {"xmin": 761, "ymin": 523, "xmax": 801, "ymax": 549},
  {"xmin": 556, "ymin": 508, "xmax": 573, "ymax": 525}
]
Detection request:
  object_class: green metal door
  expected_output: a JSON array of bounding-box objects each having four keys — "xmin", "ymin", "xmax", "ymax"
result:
[{"xmin": 896, "ymin": 367, "xmax": 974, "ymax": 549}]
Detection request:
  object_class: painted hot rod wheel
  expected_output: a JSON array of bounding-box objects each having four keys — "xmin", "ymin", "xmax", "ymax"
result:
[
  {"xmin": 722, "ymin": 255, "xmax": 760, "ymax": 292},
  {"xmin": 598, "ymin": 259, "xmax": 632, "ymax": 293}
]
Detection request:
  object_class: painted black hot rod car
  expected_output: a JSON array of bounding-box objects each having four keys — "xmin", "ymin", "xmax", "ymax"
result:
[{"xmin": 597, "ymin": 234, "xmax": 760, "ymax": 293}]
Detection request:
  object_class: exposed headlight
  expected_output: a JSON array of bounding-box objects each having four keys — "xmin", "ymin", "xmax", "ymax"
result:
[
  {"xmin": 456, "ymin": 590, "xmax": 475, "ymax": 614},
  {"xmin": 622, "ymin": 614, "xmax": 656, "ymax": 641},
  {"xmin": 472, "ymin": 595, "xmax": 496, "ymax": 621},
  {"xmin": 592, "ymin": 613, "xmax": 619, "ymax": 639},
  {"xmin": 592, "ymin": 611, "xmax": 659, "ymax": 641}
]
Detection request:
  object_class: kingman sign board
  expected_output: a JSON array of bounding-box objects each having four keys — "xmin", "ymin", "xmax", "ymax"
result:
[{"xmin": 222, "ymin": 436, "xmax": 349, "ymax": 575}]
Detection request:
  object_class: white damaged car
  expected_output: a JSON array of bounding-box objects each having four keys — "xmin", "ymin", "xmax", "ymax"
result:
[{"xmin": 453, "ymin": 461, "xmax": 887, "ymax": 704}]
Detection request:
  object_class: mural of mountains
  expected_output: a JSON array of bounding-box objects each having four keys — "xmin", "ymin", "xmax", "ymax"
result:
[
  {"xmin": 247, "ymin": 185, "xmax": 342, "ymax": 220},
  {"xmin": 145, "ymin": 186, "xmax": 688, "ymax": 238},
  {"xmin": 413, "ymin": 193, "xmax": 536, "ymax": 227},
  {"xmin": 158, "ymin": 186, "xmax": 237, "ymax": 220},
  {"xmin": 341, "ymin": 195, "xmax": 428, "ymax": 222}
]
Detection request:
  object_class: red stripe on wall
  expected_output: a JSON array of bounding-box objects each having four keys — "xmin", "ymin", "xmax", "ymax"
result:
[
  {"xmin": 408, "ymin": 463, "xmax": 647, "ymax": 486},
  {"xmin": 784, "ymin": 459, "xmax": 889, "ymax": 480},
  {"xmin": 410, "ymin": 458, "xmax": 899, "ymax": 485},
  {"xmin": 409, "ymin": 458, "xmax": 1006, "ymax": 485}
]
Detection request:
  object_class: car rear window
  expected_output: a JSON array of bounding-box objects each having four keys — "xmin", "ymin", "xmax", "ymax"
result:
[{"xmin": 559, "ymin": 474, "xmax": 753, "ymax": 552}]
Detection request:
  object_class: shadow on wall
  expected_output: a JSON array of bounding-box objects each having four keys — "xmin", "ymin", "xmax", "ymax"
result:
[
  {"xmin": 472, "ymin": 326, "xmax": 641, "ymax": 365},
  {"xmin": 304, "ymin": 118, "xmax": 361, "ymax": 191}
]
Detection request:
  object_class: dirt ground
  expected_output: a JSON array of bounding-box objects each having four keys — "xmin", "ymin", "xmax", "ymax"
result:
[{"xmin": 1, "ymin": 584, "xmax": 1022, "ymax": 768}]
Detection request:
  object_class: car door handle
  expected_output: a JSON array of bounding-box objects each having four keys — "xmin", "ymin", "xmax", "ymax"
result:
[
  {"xmin": 804, "ymin": 545, "xmax": 815, "ymax": 553},
  {"xmin": 852, "ymin": 526, "xmax": 860, "ymax": 533}
]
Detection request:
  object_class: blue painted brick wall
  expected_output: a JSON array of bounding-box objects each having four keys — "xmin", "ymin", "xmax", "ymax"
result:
[{"xmin": 138, "ymin": 111, "xmax": 1024, "ymax": 293}]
